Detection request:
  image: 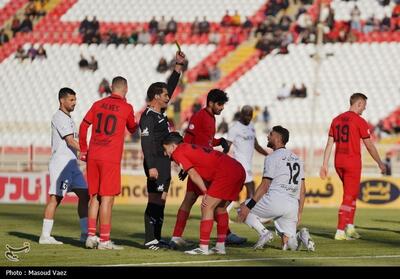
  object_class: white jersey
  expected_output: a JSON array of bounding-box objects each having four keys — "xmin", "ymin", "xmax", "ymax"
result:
[
  {"xmin": 263, "ymin": 148, "xmax": 304, "ymax": 200},
  {"xmin": 50, "ymin": 109, "xmax": 78, "ymax": 161},
  {"xmin": 227, "ymin": 121, "xmax": 256, "ymax": 171}
]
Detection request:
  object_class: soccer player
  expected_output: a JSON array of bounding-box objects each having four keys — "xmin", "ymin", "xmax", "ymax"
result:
[
  {"xmin": 170, "ymin": 89, "xmax": 247, "ymax": 248},
  {"xmin": 163, "ymin": 132, "xmax": 245, "ymax": 255},
  {"xmin": 226, "ymin": 105, "xmax": 269, "ymax": 199},
  {"xmin": 320, "ymin": 93, "xmax": 386, "ymax": 240},
  {"xmin": 39, "ymin": 87, "xmax": 89, "ymax": 245},
  {"xmin": 79, "ymin": 76, "xmax": 137, "ymax": 250},
  {"xmin": 140, "ymin": 51, "xmax": 186, "ymax": 250},
  {"xmin": 238, "ymin": 126, "xmax": 315, "ymax": 251}
]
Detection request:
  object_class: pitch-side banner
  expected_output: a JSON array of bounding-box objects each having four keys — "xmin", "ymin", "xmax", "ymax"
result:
[{"xmin": 1, "ymin": 172, "xmax": 399, "ymax": 208}]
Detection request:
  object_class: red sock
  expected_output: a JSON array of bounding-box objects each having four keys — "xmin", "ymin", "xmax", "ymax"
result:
[
  {"xmin": 199, "ymin": 219, "xmax": 214, "ymax": 245},
  {"xmin": 172, "ymin": 209, "xmax": 189, "ymax": 237},
  {"xmin": 216, "ymin": 212, "xmax": 229, "ymax": 243},
  {"xmin": 348, "ymin": 199, "xmax": 357, "ymax": 225},
  {"xmin": 88, "ymin": 218, "xmax": 97, "ymax": 237},
  {"xmin": 215, "ymin": 215, "xmax": 231, "ymax": 235},
  {"xmin": 337, "ymin": 195, "xmax": 354, "ymax": 230},
  {"xmin": 100, "ymin": 224, "xmax": 111, "ymax": 242}
]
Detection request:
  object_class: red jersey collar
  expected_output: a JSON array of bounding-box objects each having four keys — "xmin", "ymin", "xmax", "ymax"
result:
[{"xmin": 110, "ymin": 93, "xmax": 126, "ymax": 101}]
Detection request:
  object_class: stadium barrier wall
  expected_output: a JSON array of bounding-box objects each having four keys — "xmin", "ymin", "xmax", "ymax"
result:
[{"xmin": 1, "ymin": 172, "xmax": 399, "ymax": 208}]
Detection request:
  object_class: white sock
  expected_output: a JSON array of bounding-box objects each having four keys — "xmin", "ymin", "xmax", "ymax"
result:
[
  {"xmin": 226, "ymin": 201, "xmax": 234, "ymax": 213},
  {"xmin": 245, "ymin": 212, "xmax": 269, "ymax": 236},
  {"xmin": 347, "ymin": 224, "xmax": 354, "ymax": 230},
  {"xmin": 336, "ymin": 229, "xmax": 345, "ymax": 234},
  {"xmin": 199, "ymin": 244, "xmax": 209, "ymax": 252},
  {"xmin": 42, "ymin": 219, "xmax": 54, "ymax": 237},
  {"xmin": 79, "ymin": 217, "xmax": 88, "ymax": 235},
  {"xmin": 215, "ymin": 242, "xmax": 225, "ymax": 250}
]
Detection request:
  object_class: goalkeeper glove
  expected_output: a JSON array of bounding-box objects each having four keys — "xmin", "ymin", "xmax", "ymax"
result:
[
  {"xmin": 178, "ymin": 169, "xmax": 188, "ymax": 181},
  {"xmin": 220, "ymin": 138, "xmax": 229, "ymax": 153}
]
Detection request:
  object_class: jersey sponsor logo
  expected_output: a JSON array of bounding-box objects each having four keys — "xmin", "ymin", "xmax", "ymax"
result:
[
  {"xmin": 141, "ymin": 127, "xmax": 149, "ymax": 136},
  {"xmin": 157, "ymin": 184, "xmax": 165, "ymax": 192},
  {"xmin": 358, "ymin": 180, "xmax": 399, "ymax": 204},
  {"xmin": 60, "ymin": 179, "xmax": 69, "ymax": 190}
]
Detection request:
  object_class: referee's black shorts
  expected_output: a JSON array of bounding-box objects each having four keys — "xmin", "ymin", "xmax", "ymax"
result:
[{"xmin": 144, "ymin": 156, "xmax": 171, "ymax": 193}]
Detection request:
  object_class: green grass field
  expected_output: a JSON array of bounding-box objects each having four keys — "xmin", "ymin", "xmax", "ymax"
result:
[{"xmin": 1, "ymin": 204, "xmax": 400, "ymax": 266}]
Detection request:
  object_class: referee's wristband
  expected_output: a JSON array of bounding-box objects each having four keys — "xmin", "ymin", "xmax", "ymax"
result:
[{"xmin": 246, "ymin": 198, "xmax": 257, "ymax": 210}]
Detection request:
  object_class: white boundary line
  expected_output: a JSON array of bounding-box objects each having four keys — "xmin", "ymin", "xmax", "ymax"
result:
[{"xmin": 104, "ymin": 254, "xmax": 400, "ymax": 266}]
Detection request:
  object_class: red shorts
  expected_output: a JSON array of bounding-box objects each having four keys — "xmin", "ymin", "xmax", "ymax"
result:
[
  {"xmin": 87, "ymin": 159, "xmax": 121, "ymax": 196},
  {"xmin": 207, "ymin": 157, "xmax": 245, "ymax": 201},
  {"xmin": 335, "ymin": 160, "xmax": 361, "ymax": 198}
]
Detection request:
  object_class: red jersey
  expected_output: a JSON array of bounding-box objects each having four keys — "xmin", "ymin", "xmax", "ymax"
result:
[
  {"xmin": 171, "ymin": 143, "xmax": 228, "ymax": 182},
  {"xmin": 184, "ymin": 108, "xmax": 220, "ymax": 147},
  {"xmin": 328, "ymin": 111, "xmax": 370, "ymax": 165},
  {"xmin": 79, "ymin": 94, "xmax": 137, "ymax": 163}
]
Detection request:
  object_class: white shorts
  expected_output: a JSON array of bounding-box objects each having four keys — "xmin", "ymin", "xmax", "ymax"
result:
[
  {"xmin": 244, "ymin": 168, "xmax": 253, "ymax": 184},
  {"xmin": 49, "ymin": 158, "xmax": 87, "ymax": 197},
  {"xmin": 250, "ymin": 192, "xmax": 298, "ymax": 237}
]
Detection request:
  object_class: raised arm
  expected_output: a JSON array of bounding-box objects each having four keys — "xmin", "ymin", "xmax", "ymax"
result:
[
  {"xmin": 166, "ymin": 51, "xmax": 186, "ymax": 98},
  {"xmin": 254, "ymin": 138, "xmax": 269, "ymax": 156}
]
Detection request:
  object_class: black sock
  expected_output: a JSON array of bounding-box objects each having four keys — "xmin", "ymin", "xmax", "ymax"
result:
[
  {"xmin": 144, "ymin": 203, "xmax": 159, "ymax": 244},
  {"xmin": 154, "ymin": 204, "xmax": 165, "ymax": 241}
]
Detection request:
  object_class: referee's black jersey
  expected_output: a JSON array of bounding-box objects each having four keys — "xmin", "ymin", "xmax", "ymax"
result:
[{"xmin": 140, "ymin": 70, "xmax": 180, "ymax": 170}]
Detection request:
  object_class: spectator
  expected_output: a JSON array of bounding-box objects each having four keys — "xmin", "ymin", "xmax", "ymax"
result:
[
  {"xmin": 137, "ymin": 29, "xmax": 151, "ymax": 44},
  {"xmin": 350, "ymin": 5, "xmax": 361, "ymax": 31},
  {"xmin": 36, "ymin": 44, "xmax": 47, "ymax": 59},
  {"xmin": 89, "ymin": 16, "xmax": 100, "ymax": 34},
  {"xmin": 129, "ymin": 29, "xmax": 139, "ymax": 44},
  {"xmin": 148, "ymin": 16, "xmax": 159, "ymax": 35},
  {"xmin": 0, "ymin": 28, "xmax": 10, "ymax": 46},
  {"xmin": 298, "ymin": 83, "xmax": 307, "ymax": 98},
  {"xmin": 242, "ymin": 16, "xmax": 253, "ymax": 30},
  {"xmin": 19, "ymin": 16, "xmax": 33, "ymax": 33},
  {"xmin": 98, "ymin": 78, "xmax": 112, "ymax": 98},
  {"xmin": 231, "ymin": 10, "xmax": 241, "ymax": 26},
  {"xmin": 209, "ymin": 65, "xmax": 221, "ymax": 81},
  {"xmin": 15, "ymin": 45, "xmax": 28, "ymax": 62},
  {"xmin": 78, "ymin": 54, "xmax": 89, "ymax": 70},
  {"xmin": 262, "ymin": 106, "xmax": 271, "ymax": 126},
  {"xmin": 88, "ymin": 56, "xmax": 98, "ymax": 72},
  {"xmin": 383, "ymin": 153, "xmax": 392, "ymax": 176},
  {"xmin": 79, "ymin": 16, "xmax": 90, "ymax": 35},
  {"xmin": 166, "ymin": 17, "xmax": 178, "ymax": 35},
  {"xmin": 191, "ymin": 16, "xmax": 200, "ymax": 35},
  {"xmin": 11, "ymin": 16, "xmax": 20, "ymax": 37},
  {"xmin": 277, "ymin": 83, "xmax": 290, "ymax": 100},
  {"xmin": 158, "ymin": 16, "xmax": 168, "ymax": 34},
  {"xmin": 208, "ymin": 30, "xmax": 221, "ymax": 44},
  {"xmin": 27, "ymin": 44, "xmax": 37, "ymax": 61},
  {"xmin": 156, "ymin": 57, "xmax": 169, "ymax": 73},
  {"xmin": 196, "ymin": 63, "xmax": 211, "ymax": 81},
  {"xmin": 199, "ymin": 17, "xmax": 210, "ymax": 34},
  {"xmin": 221, "ymin": 10, "xmax": 232, "ymax": 27}
]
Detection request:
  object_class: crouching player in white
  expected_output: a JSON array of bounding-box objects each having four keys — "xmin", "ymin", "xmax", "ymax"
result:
[
  {"xmin": 39, "ymin": 88, "xmax": 89, "ymax": 244},
  {"xmin": 238, "ymin": 126, "xmax": 315, "ymax": 251}
]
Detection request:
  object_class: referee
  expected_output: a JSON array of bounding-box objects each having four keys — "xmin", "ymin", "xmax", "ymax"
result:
[{"xmin": 140, "ymin": 50, "xmax": 186, "ymax": 250}]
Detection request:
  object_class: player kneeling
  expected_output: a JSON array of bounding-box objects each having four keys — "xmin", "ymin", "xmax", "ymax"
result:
[{"xmin": 238, "ymin": 126, "xmax": 315, "ymax": 252}]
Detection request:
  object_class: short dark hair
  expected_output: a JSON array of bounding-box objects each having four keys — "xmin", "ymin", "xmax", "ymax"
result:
[
  {"xmin": 112, "ymin": 76, "xmax": 127, "ymax": 91},
  {"xmin": 206, "ymin": 89, "xmax": 229, "ymax": 105},
  {"xmin": 147, "ymin": 82, "xmax": 168, "ymax": 101},
  {"xmin": 58, "ymin": 87, "xmax": 76, "ymax": 100},
  {"xmin": 272, "ymin": 125, "xmax": 289, "ymax": 145},
  {"xmin": 350, "ymin": 93, "xmax": 367, "ymax": 105},
  {"xmin": 162, "ymin": 131, "xmax": 183, "ymax": 145}
]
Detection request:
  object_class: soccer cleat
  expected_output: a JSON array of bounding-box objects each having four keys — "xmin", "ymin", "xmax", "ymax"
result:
[
  {"xmin": 345, "ymin": 226, "xmax": 361, "ymax": 239},
  {"xmin": 210, "ymin": 246, "xmax": 226, "ymax": 255},
  {"xmin": 39, "ymin": 235, "xmax": 63, "ymax": 245},
  {"xmin": 225, "ymin": 233, "xmax": 247, "ymax": 245},
  {"xmin": 169, "ymin": 237, "xmax": 194, "ymax": 249},
  {"xmin": 296, "ymin": 228, "xmax": 316, "ymax": 252},
  {"xmin": 85, "ymin": 235, "xmax": 99, "ymax": 249},
  {"xmin": 334, "ymin": 231, "xmax": 354, "ymax": 240},
  {"xmin": 184, "ymin": 247, "xmax": 213, "ymax": 255},
  {"xmin": 253, "ymin": 231, "xmax": 274, "ymax": 250},
  {"xmin": 97, "ymin": 240, "xmax": 124, "ymax": 250},
  {"xmin": 145, "ymin": 239, "xmax": 171, "ymax": 250}
]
